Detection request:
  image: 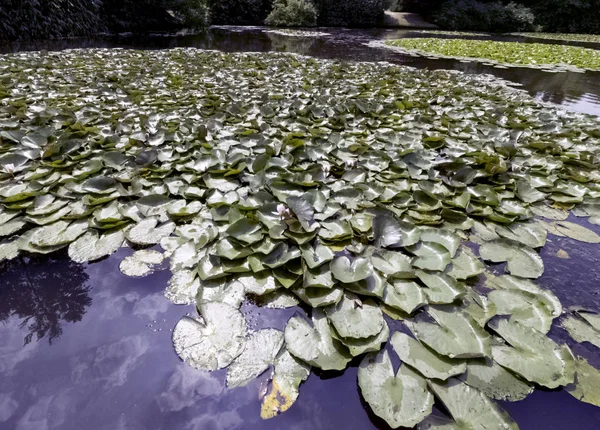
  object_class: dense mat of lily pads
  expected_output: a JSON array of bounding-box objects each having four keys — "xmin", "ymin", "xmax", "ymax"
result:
[
  {"xmin": 412, "ymin": 30, "xmax": 491, "ymax": 38},
  {"xmin": 510, "ymin": 32, "xmax": 600, "ymax": 45},
  {"xmin": 265, "ymin": 29, "xmax": 330, "ymax": 38},
  {"xmin": 2, "ymin": 48, "xmax": 600, "ymax": 427},
  {"xmin": 379, "ymin": 38, "xmax": 600, "ymax": 72}
]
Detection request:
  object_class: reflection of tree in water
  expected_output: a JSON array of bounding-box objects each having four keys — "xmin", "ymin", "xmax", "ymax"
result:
[
  {"xmin": 267, "ymin": 32, "xmax": 317, "ymax": 56},
  {"xmin": 0, "ymin": 253, "xmax": 91, "ymax": 345}
]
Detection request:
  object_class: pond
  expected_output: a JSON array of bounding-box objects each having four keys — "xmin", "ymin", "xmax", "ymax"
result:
[{"xmin": 2, "ymin": 26, "xmax": 600, "ymax": 430}]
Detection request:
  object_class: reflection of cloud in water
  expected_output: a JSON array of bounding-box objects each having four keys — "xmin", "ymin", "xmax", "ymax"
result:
[
  {"xmin": 0, "ymin": 319, "xmax": 40, "ymax": 373},
  {"xmin": 0, "ymin": 393, "xmax": 18, "ymax": 422},
  {"xmin": 72, "ymin": 335, "xmax": 151, "ymax": 389},
  {"xmin": 133, "ymin": 292, "xmax": 170, "ymax": 321},
  {"xmin": 157, "ymin": 365, "xmax": 223, "ymax": 412},
  {"xmin": 184, "ymin": 410, "xmax": 243, "ymax": 430}
]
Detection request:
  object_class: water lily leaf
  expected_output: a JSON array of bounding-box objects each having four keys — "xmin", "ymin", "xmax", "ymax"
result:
[
  {"xmin": 448, "ymin": 246, "xmax": 485, "ymax": 280},
  {"xmin": 565, "ymin": 357, "xmax": 600, "ymax": 407},
  {"xmin": 489, "ymin": 319, "xmax": 575, "ymax": 389},
  {"xmin": 284, "ymin": 309, "xmax": 351, "ymax": 370},
  {"xmin": 227, "ymin": 217, "xmax": 264, "ymax": 245},
  {"xmin": 199, "ymin": 278, "xmax": 246, "ymax": 309},
  {"xmin": 409, "ymin": 242, "xmax": 451, "ymax": 272},
  {"xmin": 371, "ymin": 250, "xmax": 414, "ymax": 278},
  {"xmin": 416, "ymin": 270, "xmax": 466, "ymax": 304},
  {"xmin": 238, "ymin": 273, "xmax": 279, "ymax": 296},
  {"xmin": 303, "ymin": 264, "xmax": 334, "ymax": 289},
  {"xmin": 165, "ymin": 269, "xmax": 200, "ymax": 305},
  {"xmin": 419, "ymin": 228, "xmax": 460, "ymax": 258},
  {"xmin": 300, "ymin": 241, "xmax": 334, "ymax": 269},
  {"xmin": 0, "ymin": 216, "xmax": 26, "ymax": 237},
  {"xmin": 488, "ymin": 287, "xmax": 560, "ymax": 334},
  {"xmin": 383, "ymin": 279, "xmax": 428, "ymax": 314},
  {"xmin": 331, "ymin": 255, "xmax": 372, "ymax": 283},
  {"xmin": 227, "ymin": 329, "xmax": 284, "ymax": 388},
  {"xmin": 172, "ymin": 302, "xmax": 247, "ymax": 371},
  {"xmin": 261, "ymin": 350, "xmax": 310, "ymax": 419},
  {"xmin": 373, "ymin": 214, "xmax": 420, "ymax": 248},
  {"xmin": 427, "ymin": 378, "xmax": 518, "ymax": 430},
  {"xmin": 550, "ymin": 221, "xmax": 600, "ymax": 243},
  {"xmin": 293, "ymin": 286, "xmax": 343, "ymax": 308},
  {"xmin": 562, "ymin": 311, "xmax": 600, "ymax": 349},
  {"xmin": 408, "ymin": 306, "xmax": 491, "ymax": 359},
  {"xmin": 260, "ymin": 290, "xmax": 300, "ymax": 309},
  {"xmin": 287, "ymin": 196, "xmax": 318, "ymax": 232},
  {"xmin": 126, "ymin": 217, "xmax": 175, "ymax": 245},
  {"xmin": 531, "ymin": 204, "xmax": 568, "ymax": 221},
  {"xmin": 479, "ymin": 239, "xmax": 544, "ymax": 279},
  {"xmin": 169, "ymin": 241, "xmax": 198, "ymax": 271},
  {"xmin": 495, "ymin": 222, "xmax": 547, "ymax": 248},
  {"xmin": 0, "ymin": 239, "xmax": 19, "ymax": 261},
  {"xmin": 68, "ymin": 229, "xmax": 125, "ymax": 263},
  {"xmin": 31, "ymin": 220, "xmax": 88, "ymax": 247},
  {"xmin": 461, "ymin": 293, "xmax": 497, "ymax": 327},
  {"xmin": 333, "ymin": 320, "xmax": 390, "ymax": 356},
  {"xmin": 318, "ymin": 219, "xmax": 352, "ymax": 241},
  {"xmin": 391, "ymin": 332, "xmax": 467, "ymax": 381},
  {"xmin": 358, "ymin": 350, "xmax": 434, "ymax": 429},
  {"xmin": 458, "ymin": 357, "xmax": 533, "ymax": 402},
  {"xmin": 119, "ymin": 249, "xmax": 164, "ymax": 277},
  {"xmin": 324, "ymin": 292, "xmax": 384, "ymax": 340}
]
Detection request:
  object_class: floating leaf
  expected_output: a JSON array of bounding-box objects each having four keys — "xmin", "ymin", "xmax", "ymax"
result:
[
  {"xmin": 358, "ymin": 350, "xmax": 434, "ymax": 428},
  {"xmin": 68, "ymin": 230, "xmax": 124, "ymax": 263},
  {"xmin": 427, "ymin": 378, "xmax": 518, "ymax": 429},
  {"xmin": 479, "ymin": 239, "xmax": 544, "ymax": 279},
  {"xmin": 226, "ymin": 329, "xmax": 284, "ymax": 388},
  {"xmin": 284, "ymin": 309, "xmax": 351, "ymax": 370},
  {"xmin": 565, "ymin": 357, "xmax": 600, "ymax": 407},
  {"xmin": 458, "ymin": 358, "xmax": 533, "ymax": 401},
  {"xmin": 172, "ymin": 302, "xmax": 247, "ymax": 371},
  {"xmin": 550, "ymin": 221, "xmax": 600, "ymax": 243},
  {"xmin": 261, "ymin": 350, "xmax": 310, "ymax": 419},
  {"xmin": 324, "ymin": 292, "xmax": 385, "ymax": 340},
  {"xmin": 408, "ymin": 306, "xmax": 491, "ymax": 359},
  {"xmin": 489, "ymin": 319, "xmax": 575, "ymax": 389},
  {"xmin": 126, "ymin": 217, "xmax": 175, "ymax": 245},
  {"xmin": 330, "ymin": 255, "xmax": 373, "ymax": 284},
  {"xmin": 391, "ymin": 332, "xmax": 467, "ymax": 381},
  {"xmin": 119, "ymin": 249, "xmax": 164, "ymax": 277}
]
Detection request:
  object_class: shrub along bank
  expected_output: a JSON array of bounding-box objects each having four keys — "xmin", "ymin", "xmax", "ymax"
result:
[{"xmin": 389, "ymin": 0, "xmax": 600, "ymax": 34}]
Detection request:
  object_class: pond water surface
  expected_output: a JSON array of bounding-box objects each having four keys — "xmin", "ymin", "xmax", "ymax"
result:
[{"xmin": 1, "ymin": 27, "xmax": 600, "ymax": 430}]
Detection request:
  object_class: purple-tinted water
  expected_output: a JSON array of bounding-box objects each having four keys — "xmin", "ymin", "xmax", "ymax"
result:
[{"xmin": 2, "ymin": 27, "xmax": 600, "ymax": 430}]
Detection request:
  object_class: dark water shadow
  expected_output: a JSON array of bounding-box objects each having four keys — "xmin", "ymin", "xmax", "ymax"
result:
[{"xmin": 0, "ymin": 250, "xmax": 91, "ymax": 345}]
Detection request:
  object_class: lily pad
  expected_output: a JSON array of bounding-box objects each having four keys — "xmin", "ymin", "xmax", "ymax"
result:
[
  {"xmin": 358, "ymin": 350, "xmax": 434, "ymax": 429},
  {"xmin": 172, "ymin": 302, "xmax": 247, "ymax": 371},
  {"xmin": 284, "ymin": 309, "xmax": 351, "ymax": 371}
]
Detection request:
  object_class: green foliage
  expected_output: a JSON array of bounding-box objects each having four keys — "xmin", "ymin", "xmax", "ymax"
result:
[
  {"xmin": 211, "ymin": 0, "xmax": 274, "ymax": 25},
  {"xmin": 314, "ymin": 0, "xmax": 385, "ymax": 27},
  {"xmin": 266, "ymin": 0, "xmax": 318, "ymax": 27},
  {"xmin": 0, "ymin": 0, "xmax": 211, "ymax": 40},
  {"xmin": 0, "ymin": 0, "xmax": 104, "ymax": 40},
  {"xmin": 530, "ymin": 0, "xmax": 600, "ymax": 34},
  {"xmin": 432, "ymin": 0, "xmax": 535, "ymax": 32}
]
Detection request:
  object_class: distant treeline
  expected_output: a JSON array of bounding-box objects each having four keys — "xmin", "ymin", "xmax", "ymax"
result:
[
  {"xmin": 0, "ymin": 0, "xmax": 212, "ymax": 40},
  {"xmin": 0, "ymin": 0, "xmax": 386, "ymax": 40},
  {"xmin": 2, "ymin": 0, "xmax": 599, "ymax": 40},
  {"xmin": 386, "ymin": 0, "xmax": 600, "ymax": 34}
]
